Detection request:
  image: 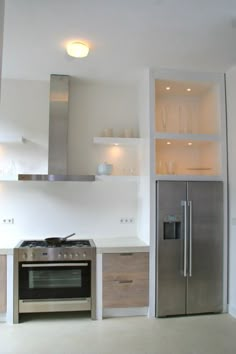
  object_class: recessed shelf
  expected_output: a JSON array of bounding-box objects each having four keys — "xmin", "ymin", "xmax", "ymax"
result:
[
  {"xmin": 93, "ymin": 137, "xmax": 141, "ymax": 146},
  {"xmin": 154, "ymin": 132, "xmax": 220, "ymax": 141},
  {"xmin": 155, "ymin": 174, "xmax": 222, "ymax": 181}
]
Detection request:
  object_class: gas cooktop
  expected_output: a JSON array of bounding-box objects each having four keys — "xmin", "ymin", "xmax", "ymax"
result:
[
  {"xmin": 14, "ymin": 239, "xmax": 96, "ymax": 262},
  {"xmin": 19, "ymin": 240, "xmax": 93, "ymax": 248}
]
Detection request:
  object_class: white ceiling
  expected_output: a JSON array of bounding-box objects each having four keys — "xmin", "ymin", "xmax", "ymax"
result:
[{"xmin": 2, "ymin": 0, "xmax": 236, "ymax": 82}]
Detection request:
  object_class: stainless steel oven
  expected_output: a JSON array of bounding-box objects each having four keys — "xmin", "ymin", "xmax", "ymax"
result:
[{"xmin": 13, "ymin": 239, "xmax": 96, "ymax": 323}]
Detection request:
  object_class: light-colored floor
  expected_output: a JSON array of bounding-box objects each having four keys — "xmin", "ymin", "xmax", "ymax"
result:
[{"xmin": 0, "ymin": 312, "xmax": 236, "ymax": 354}]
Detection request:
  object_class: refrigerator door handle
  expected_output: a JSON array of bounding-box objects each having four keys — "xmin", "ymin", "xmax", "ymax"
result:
[
  {"xmin": 188, "ymin": 200, "xmax": 193, "ymax": 277},
  {"xmin": 181, "ymin": 200, "xmax": 187, "ymax": 277}
]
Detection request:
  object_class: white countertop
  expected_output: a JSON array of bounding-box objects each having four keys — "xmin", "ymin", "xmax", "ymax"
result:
[
  {"xmin": 0, "ymin": 236, "xmax": 149, "ymax": 255},
  {"xmin": 94, "ymin": 237, "xmax": 149, "ymax": 254},
  {"xmin": 0, "ymin": 238, "xmax": 19, "ymax": 255}
]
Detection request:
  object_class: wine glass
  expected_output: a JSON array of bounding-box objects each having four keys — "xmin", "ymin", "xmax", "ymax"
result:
[
  {"xmin": 187, "ymin": 106, "xmax": 193, "ymax": 134},
  {"xmin": 178, "ymin": 104, "xmax": 184, "ymax": 133},
  {"xmin": 161, "ymin": 105, "xmax": 168, "ymax": 132}
]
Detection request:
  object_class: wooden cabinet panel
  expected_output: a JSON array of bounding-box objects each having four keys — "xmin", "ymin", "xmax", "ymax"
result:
[
  {"xmin": 103, "ymin": 252, "xmax": 149, "ymax": 308},
  {"xmin": 103, "ymin": 278, "xmax": 149, "ymax": 308},
  {"xmin": 103, "ymin": 252, "xmax": 149, "ymax": 278},
  {"xmin": 0, "ymin": 255, "xmax": 7, "ymax": 313}
]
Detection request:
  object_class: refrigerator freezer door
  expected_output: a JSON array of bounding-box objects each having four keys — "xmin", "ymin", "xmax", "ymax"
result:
[
  {"xmin": 156, "ymin": 181, "xmax": 187, "ymax": 317},
  {"xmin": 187, "ymin": 181, "xmax": 223, "ymax": 314}
]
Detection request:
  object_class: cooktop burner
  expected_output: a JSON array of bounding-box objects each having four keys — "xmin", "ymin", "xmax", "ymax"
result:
[{"xmin": 19, "ymin": 240, "xmax": 92, "ymax": 248}]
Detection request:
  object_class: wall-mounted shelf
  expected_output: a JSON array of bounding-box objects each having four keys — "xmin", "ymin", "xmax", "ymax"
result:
[
  {"xmin": 0, "ymin": 175, "xmax": 18, "ymax": 181},
  {"xmin": 0, "ymin": 136, "xmax": 25, "ymax": 144},
  {"xmin": 93, "ymin": 137, "xmax": 141, "ymax": 146},
  {"xmin": 95, "ymin": 175, "xmax": 139, "ymax": 182}
]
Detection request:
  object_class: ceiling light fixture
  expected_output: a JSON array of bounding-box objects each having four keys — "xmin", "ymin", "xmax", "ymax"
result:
[
  {"xmin": 166, "ymin": 141, "xmax": 171, "ymax": 145},
  {"xmin": 166, "ymin": 86, "xmax": 171, "ymax": 90},
  {"xmin": 186, "ymin": 88, "xmax": 191, "ymax": 92},
  {"xmin": 188, "ymin": 142, "xmax": 193, "ymax": 146},
  {"xmin": 66, "ymin": 42, "xmax": 89, "ymax": 58}
]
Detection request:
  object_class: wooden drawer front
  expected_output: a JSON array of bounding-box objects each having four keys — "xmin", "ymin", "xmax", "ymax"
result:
[
  {"xmin": 103, "ymin": 252, "xmax": 149, "ymax": 280},
  {"xmin": 0, "ymin": 255, "xmax": 7, "ymax": 313},
  {"xmin": 103, "ymin": 278, "xmax": 149, "ymax": 308},
  {"xmin": 103, "ymin": 252, "xmax": 149, "ymax": 308}
]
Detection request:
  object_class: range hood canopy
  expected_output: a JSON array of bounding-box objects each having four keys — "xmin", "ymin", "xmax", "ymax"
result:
[{"xmin": 19, "ymin": 74, "xmax": 95, "ymax": 182}]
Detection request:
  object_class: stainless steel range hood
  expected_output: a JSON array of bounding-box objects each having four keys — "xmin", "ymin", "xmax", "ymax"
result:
[{"xmin": 18, "ymin": 74, "xmax": 95, "ymax": 181}]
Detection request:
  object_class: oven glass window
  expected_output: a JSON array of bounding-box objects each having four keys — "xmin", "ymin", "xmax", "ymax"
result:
[{"xmin": 29, "ymin": 269, "xmax": 82, "ymax": 289}]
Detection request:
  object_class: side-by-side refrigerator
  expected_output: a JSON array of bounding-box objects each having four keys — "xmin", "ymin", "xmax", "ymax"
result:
[{"xmin": 156, "ymin": 181, "xmax": 223, "ymax": 317}]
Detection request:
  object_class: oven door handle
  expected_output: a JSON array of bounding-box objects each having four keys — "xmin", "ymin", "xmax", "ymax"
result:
[{"xmin": 21, "ymin": 263, "xmax": 89, "ymax": 268}]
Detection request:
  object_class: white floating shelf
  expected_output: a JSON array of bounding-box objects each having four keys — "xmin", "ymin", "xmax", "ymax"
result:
[
  {"xmin": 154, "ymin": 132, "xmax": 220, "ymax": 141},
  {"xmin": 0, "ymin": 135, "xmax": 25, "ymax": 144},
  {"xmin": 93, "ymin": 137, "xmax": 141, "ymax": 146},
  {"xmin": 0, "ymin": 174, "xmax": 18, "ymax": 181},
  {"xmin": 95, "ymin": 175, "xmax": 139, "ymax": 182}
]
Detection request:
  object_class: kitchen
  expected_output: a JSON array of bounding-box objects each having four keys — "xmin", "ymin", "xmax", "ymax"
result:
[{"xmin": 1, "ymin": 1, "xmax": 236, "ymax": 353}]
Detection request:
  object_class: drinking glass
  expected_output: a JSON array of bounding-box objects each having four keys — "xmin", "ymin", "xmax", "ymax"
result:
[{"xmin": 166, "ymin": 160, "xmax": 176, "ymax": 174}]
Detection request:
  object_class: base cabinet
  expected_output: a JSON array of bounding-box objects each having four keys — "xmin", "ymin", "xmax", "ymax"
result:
[
  {"xmin": 103, "ymin": 252, "xmax": 149, "ymax": 308},
  {"xmin": 0, "ymin": 255, "xmax": 7, "ymax": 313}
]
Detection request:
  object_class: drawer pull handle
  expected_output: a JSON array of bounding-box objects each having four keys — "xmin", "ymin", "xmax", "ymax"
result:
[
  {"xmin": 119, "ymin": 253, "xmax": 133, "ymax": 256},
  {"xmin": 116, "ymin": 280, "xmax": 133, "ymax": 284}
]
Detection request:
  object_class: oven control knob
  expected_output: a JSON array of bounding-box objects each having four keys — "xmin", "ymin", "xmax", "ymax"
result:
[
  {"xmin": 69, "ymin": 254, "xmax": 73, "ymax": 259},
  {"xmin": 58, "ymin": 253, "xmax": 62, "ymax": 258},
  {"xmin": 75, "ymin": 253, "xmax": 79, "ymax": 258},
  {"xmin": 23, "ymin": 253, "xmax": 27, "ymax": 260},
  {"xmin": 83, "ymin": 252, "xmax": 87, "ymax": 258},
  {"xmin": 63, "ymin": 253, "xmax": 68, "ymax": 259}
]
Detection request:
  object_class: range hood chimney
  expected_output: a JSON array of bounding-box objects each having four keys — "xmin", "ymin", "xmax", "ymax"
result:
[{"xmin": 19, "ymin": 74, "xmax": 95, "ymax": 181}]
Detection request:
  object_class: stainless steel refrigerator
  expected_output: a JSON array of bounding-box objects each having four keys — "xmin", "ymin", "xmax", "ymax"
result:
[{"xmin": 156, "ymin": 181, "xmax": 223, "ymax": 317}]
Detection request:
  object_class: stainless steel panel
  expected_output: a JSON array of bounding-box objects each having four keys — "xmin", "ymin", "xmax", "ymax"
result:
[
  {"xmin": 13, "ymin": 248, "xmax": 19, "ymax": 324},
  {"xmin": 22, "ymin": 263, "xmax": 88, "ymax": 267},
  {"xmin": 187, "ymin": 181, "xmax": 223, "ymax": 314},
  {"xmin": 91, "ymin": 247, "xmax": 97, "ymax": 320},
  {"xmin": 18, "ymin": 174, "xmax": 95, "ymax": 181},
  {"xmin": 156, "ymin": 181, "xmax": 186, "ymax": 317},
  {"xmin": 48, "ymin": 74, "xmax": 69, "ymax": 175},
  {"xmin": 19, "ymin": 298, "xmax": 91, "ymax": 313}
]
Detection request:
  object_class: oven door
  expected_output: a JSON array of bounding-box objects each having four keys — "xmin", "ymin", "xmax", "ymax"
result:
[{"xmin": 19, "ymin": 261, "xmax": 91, "ymax": 300}]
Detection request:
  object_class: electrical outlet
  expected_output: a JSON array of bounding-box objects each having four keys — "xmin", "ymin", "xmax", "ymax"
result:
[
  {"xmin": 2, "ymin": 218, "xmax": 14, "ymax": 224},
  {"xmin": 120, "ymin": 217, "xmax": 135, "ymax": 224}
]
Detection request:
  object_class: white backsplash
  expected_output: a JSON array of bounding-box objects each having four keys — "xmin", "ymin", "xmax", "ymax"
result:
[{"xmin": 0, "ymin": 181, "xmax": 138, "ymax": 239}]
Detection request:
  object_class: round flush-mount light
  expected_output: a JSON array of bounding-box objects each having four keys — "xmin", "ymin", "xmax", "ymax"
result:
[{"xmin": 66, "ymin": 42, "xmax": 89, "ymax": 58}]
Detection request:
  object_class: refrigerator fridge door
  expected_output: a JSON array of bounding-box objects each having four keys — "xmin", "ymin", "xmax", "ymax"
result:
[
  {"xmin": 186, "ymin": 181, "xmax": 223, "ymax": 314},
  {"xmin": 156, "ymin": 181, "xmax": 187, "ymax": 317}
]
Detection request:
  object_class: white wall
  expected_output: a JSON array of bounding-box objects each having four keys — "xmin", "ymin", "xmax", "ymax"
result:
[
  {"xmin": 137, "ymin": 70, "xmax": 151, "ymax": 244},
  {"xmin": 0, "ymin": 79, "xmax": 49, "ymax": 176},
  {"xmin": 0, "ymin": 181, "xmax": 138, "ymax": 239},
  {"xmin": 0, "ymin": 0, "xmax": 4, "ymax": 99},
  {"xmin": 0, "ymin": 78, "xmax": 140, "ymax": 240},
  {"xmin": 69, "ymin": 78, "xmax": 139, "ymax": 176},
  {"xmin": 226, "ymin": 67, "xmax": 236, "ymax": 317}
]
